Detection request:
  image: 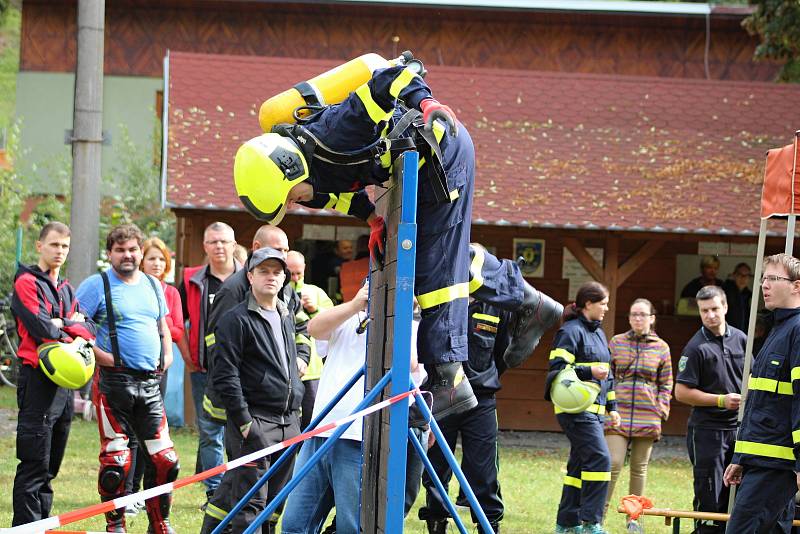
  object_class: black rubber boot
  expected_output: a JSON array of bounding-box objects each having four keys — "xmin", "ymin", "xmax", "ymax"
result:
[
  {"xmin": 503, "ymin": 281, "xmax": 563, "ymax": 368},
  {"xmin": 105, "ymin": 508, "xmax": 126, "ymax": 533},
  {"xmin": 411, "ymin": 362, "xmax": 477, "ymax": 425},
  {"xmin": 427, "ymin": 518, "xmax": 448, "ymax": 534}
]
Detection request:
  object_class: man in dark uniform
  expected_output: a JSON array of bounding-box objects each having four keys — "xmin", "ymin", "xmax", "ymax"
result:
[
  {"xmin": 418, "ymin": 254, "xmax": 511, "ymax": 534},
  {"xmin": 233, "ymin": 63, "xmax": 563, "ymax": 422},
  {"xmin": 724, "ymin": 253, "xmax": 800, "ymax": 533},
  {"xmin": 675, "ymin": 285, "xmax": 745, "ymax": 533}
]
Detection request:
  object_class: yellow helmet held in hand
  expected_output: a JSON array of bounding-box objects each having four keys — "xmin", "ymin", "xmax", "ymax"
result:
[
  {"xmin": 37, "ymin": 337, "xmax": 95, "ymax": 389},
  {"xmin": 234, "ymin": 133, "xmax": 309, "ymax": 225},
  {"xmin": 550, "ymin": 366, "xmax": 601, "ymax": 414}
]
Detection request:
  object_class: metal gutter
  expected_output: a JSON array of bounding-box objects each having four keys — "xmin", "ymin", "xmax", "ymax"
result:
[{"xmin": 228, "ymin": 0, "xmax": 716, "ymax": 16}]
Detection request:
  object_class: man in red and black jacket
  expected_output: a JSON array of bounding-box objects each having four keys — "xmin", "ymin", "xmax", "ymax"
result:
[{"xmin": 10, "ymin": 221, "xmax": 96, "ymax": 526}]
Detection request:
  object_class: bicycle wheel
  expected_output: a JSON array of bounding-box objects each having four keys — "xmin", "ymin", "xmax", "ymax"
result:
[{"xmin": 0, "ymin": 330, "xmax": 20, "ymax": 388}]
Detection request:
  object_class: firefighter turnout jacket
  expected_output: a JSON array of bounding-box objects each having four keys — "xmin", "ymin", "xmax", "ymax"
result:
[{"xmin": 732, "ymin": 307, "xmax": 800, "ymax": 471}]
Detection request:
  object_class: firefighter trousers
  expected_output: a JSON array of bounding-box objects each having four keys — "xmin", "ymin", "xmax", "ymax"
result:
[
  {"xmin": 727, "ymin": 465, "xmax": 795, "ymax": 533},
  {"xmin": 686, "ymin": 426, "xmax": 737, "ymax": 533},
  {"xmin": 556, "ymin": 412, "xmax": 611, "ymax": 526}
]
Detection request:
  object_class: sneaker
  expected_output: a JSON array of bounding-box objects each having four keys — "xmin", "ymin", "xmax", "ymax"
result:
[
  {"xmin": 581, "ymin": 523, "xmax": 608, "ymax": 534},
  {"xmin": 82, "ymin": 400, "xmax": 94, "ymax": 421},
  {"xmin": 409, "ymin": 362, "xmax": 477, "ymax": 425},
  {"xmin": 503, "ymin": 282, "xmax": 563, "ymax": 368},
  {"xmin": 555, "ymin": 526, "xmax": 583, "ymax": 534}
]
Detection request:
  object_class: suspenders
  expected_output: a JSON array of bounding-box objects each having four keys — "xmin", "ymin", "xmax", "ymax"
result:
[{"xmin": 101, "ymin": 271, "xmax": 165, "ymax": 371}]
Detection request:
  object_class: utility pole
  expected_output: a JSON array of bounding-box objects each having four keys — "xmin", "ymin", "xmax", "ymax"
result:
[{"xmin": 68, "ymin": 0, "xmax": 105, "ymax": 285}]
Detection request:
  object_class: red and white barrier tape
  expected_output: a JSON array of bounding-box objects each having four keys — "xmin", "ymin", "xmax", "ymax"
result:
[{"xmin": 3, "ymin": 388, "xmax": 417, "ymax": 534}]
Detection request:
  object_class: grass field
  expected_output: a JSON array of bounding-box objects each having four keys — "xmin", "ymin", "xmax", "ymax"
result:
[{"xmin": 0, "ymin": 385, "xmax": 695, "ymax": 533}]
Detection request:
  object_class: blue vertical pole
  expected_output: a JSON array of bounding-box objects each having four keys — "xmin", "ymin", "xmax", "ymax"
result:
[{"xmin": 384, "ymin": 151, "xmax": 419, "ymax": 533}]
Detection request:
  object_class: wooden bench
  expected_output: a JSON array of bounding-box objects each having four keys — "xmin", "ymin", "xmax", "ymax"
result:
[{"xmin": 617, "ymin": 506, "xmax": 800, "ymax": 533}]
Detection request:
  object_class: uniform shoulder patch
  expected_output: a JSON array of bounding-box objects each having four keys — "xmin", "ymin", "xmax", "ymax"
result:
[{"xmin": 678, "ymin": 355, "xmax": 688, "ymax": 373}]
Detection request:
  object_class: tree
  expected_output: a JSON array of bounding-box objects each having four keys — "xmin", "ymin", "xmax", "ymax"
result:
[{"xmin": 743, "ymin": 0, "xmax": 800, "ymax": 82}]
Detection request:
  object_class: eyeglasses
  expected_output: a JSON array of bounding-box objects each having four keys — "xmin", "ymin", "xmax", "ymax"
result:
[
  {"xmin": 629, "ymin": 313, "xmax": 654, "ymax": 319},
  {"xmin": 761, "ymin": 275, "xmax": 795, "ymax": 284},
  {"xmin": 204, "ymin": 239, "xmax": 234, "ymax": 246}
]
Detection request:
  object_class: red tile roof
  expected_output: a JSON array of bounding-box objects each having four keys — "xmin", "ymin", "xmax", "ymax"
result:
[{"xmin": 165, "ymin": 51, "xmax": 800, "ymax": 235}]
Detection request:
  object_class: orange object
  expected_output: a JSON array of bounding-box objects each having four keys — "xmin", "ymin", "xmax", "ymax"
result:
[
  {"xmin": 621, "ymin": 495, "xmax": 654, "ymax": 520},
  {"xmin": 258, "ymin": 53, "xmax": 392, "ymax": 133},
  {"xmin": 760, "ymin": 132, "xmax": 800, "ymax": 218},
  {"xmin": 339, "ymin": 257, "xmax": 370, "ymax": 302}
]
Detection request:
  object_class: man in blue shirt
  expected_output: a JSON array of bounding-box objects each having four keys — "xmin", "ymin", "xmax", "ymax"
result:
[{"xmin": 76, "ymin": 224, "xmax": 179, "ymax": 534}]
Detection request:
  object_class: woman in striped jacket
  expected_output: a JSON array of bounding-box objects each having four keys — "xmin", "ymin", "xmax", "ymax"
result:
[{"xmin": 604, "ymin": 298, "xmax": 673, "ymax": 523}]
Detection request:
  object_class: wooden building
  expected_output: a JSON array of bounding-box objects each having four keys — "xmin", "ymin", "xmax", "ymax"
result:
[
  {"xmin": 19, "ymin": 0, "xmax": 800, "ymax": 433},
  {"xmin": 166, "ymin": 52, "xmax": 800, "ymax": 434}
]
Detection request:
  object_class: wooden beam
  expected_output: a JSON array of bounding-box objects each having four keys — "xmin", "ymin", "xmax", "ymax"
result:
[
  {"xmin": 618, "ymin": 240, "xmax": 665, "ymax": 286},
  {"xmin": 603, "ymin": 237, "xmax": 620, "ymax": 337},
  {"xmin": 563, "ymin": 237, "xmax": 603, "ymax": 281}
]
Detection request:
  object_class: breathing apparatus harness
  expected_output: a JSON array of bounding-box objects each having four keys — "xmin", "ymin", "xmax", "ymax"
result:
[{"xmin": 273, "ymin": 52, "xmax": 452, "ymax": 205}]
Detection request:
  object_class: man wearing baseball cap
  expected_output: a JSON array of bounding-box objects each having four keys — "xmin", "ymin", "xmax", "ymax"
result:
[{"xmin": 202, "ymin": 247, "xmax": 303, "ymax": 534}]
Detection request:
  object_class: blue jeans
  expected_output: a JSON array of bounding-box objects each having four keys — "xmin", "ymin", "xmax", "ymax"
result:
[
  {"xmin": 281, "ymin": 437, "xmax": 363, "ymax": 534},
  {"xmin": 190, "ymin": 371, "xmax": 224, "ymax": 494},
  {"xmin": 405, "ymin": 426, "xmax": 430, "ymax": 516}
]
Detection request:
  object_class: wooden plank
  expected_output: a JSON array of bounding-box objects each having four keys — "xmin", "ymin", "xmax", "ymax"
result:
[
  {"xmin": 496, "ymin": 398, "xmax": 561, "ymax": 431},
  {"xmin": 617, "ymin": 240, "xmax": 665, "ymax": 286},
  {"xmin": 603, "ymin": 236, "xmax": 620, "ymax": 336}
]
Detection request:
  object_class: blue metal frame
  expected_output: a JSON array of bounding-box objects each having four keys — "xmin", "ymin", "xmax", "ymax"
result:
[
  {"xmin": 412, "ymin": 391, "xmax": 494, "ymax": 533},
  {"xmin": 219, "ymin": 150, "xmax": 494, "ymax": 533},
  {"xmin": 384, "ymin": 150, "xmax": 419, "ymax": 531},
  {"xmin": 243, "ymin": 371, "xmax": 392, "ymax": 534}
]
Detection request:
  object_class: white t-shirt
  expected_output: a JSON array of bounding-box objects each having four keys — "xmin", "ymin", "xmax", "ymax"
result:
[{"xmin": 313, "ymin": 315, "xmax": 421, "ymax": 441}]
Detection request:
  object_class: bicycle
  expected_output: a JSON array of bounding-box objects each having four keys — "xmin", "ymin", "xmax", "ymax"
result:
[{"xmin": 0, "ymin": 297, "xmax": 20, "ymax": 387}]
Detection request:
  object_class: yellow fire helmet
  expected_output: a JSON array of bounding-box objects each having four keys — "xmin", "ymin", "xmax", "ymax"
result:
[
  {"xmin": 234, "ymin": 133, "xmax": 309, "ymax": 225},
  {"xmin": 37, "ymin": 337, "xmax": 95, "ymax": 390},
  {"xmin": 550, "ymin": 366, "xmax": 601, "ymax": 414}
]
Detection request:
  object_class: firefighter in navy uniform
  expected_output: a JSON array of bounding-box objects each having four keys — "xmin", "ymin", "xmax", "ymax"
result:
[
  {"xmin": 546, "ymin": 282, "xmax": 620, "ymax": 534},
  {"xmin": 234, "ymin": 63, "xmax": 563, "ymax": 422},
  {"xmin": 674, "ymin": 285, "xmax": 745, "ymax": 534},
  {"xmin": 418, "ymin": 245, "xmax": 511, "ymax": 534},
  {"xmin": 724, "ymin": 253, "xmax": 800, "ymax": 533}
]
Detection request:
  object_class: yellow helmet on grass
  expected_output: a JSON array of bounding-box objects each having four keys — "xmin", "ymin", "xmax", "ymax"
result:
[
  {"xmin": 234, "ymin": 133, "xmax": 309, "ymax": 225},
  {"xmin": 550, "ymin": 366, "xmax": 601, "ymax": 414},
  {"xmin": 37, "ymin": 337, "xmax": 95, "ymax": 389}
]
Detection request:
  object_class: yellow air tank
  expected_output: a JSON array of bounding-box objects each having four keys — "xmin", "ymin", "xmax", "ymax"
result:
[{"xmin": 259, "ymin": 53, "xmax": 393, "ymax": 133}]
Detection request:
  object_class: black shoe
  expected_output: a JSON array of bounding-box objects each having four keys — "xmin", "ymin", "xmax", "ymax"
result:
[
  {"xmin": 503, "ymin": 282, "xmax": 563, "ymax": 368},
  {"xmin": 427, "ymin": 518, "xmax": 448, "ymax": 534},
  {"xmin": 410, "ymin": 362, "xmax": 477, "ymax": 425},
  {"xmin": 477, "ymin": 521, "xmax": 501, "ymax": 534}
]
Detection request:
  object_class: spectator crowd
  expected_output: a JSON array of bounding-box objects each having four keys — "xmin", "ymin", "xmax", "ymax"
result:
[{"xmin": 12, "ymin": 218, "xmax": 800, "ymax": 534}]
